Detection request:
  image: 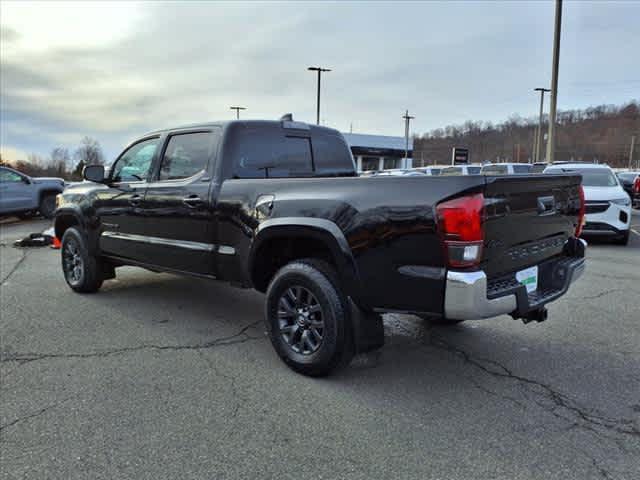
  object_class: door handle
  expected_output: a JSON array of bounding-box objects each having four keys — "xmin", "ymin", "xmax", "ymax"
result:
[
  {"xmin": 129, "ymin": 194, "xmax": 142, "ymax": 206},
  {"xmin": 182, "ymin": 195, "xmax": 203, "ymax": 208}
]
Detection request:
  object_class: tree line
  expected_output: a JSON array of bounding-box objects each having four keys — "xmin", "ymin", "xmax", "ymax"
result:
[
  {"xmin": 413, "ymin": 100, "xmax": 640, "ymax": 167},
  {"xmin": 0, "ymin": 136, "xmax": 105, "ymax": 180}
]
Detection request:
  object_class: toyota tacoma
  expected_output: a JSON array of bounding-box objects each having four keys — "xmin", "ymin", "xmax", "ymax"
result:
[{"xmin": 54, "ymin": 118, "xmax": 586, "ymax": 376}]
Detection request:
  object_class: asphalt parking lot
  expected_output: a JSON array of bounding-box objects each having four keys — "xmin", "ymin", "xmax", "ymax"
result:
[{"xmin": 1, "ymin": 214, "xmax": 639, "ymax": 480}]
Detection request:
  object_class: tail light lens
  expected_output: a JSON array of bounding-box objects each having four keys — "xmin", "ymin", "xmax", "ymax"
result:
[
  {"xmin": 575, "ymin": 185, "xmax": 586, "ymax": 237},
  {"xmin": 634, "ymin": 177, "xmax": 640, "ymax": 194},
  {"xmin": 436, "ymin": 193, "xmax": 484, "ymax": 268}
]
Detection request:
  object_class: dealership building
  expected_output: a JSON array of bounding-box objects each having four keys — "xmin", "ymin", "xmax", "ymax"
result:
[{"xmin": 342, "ymin": 133, "xmax": 413, "ymax": 173}]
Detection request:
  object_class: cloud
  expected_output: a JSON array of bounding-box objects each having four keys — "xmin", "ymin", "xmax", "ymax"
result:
[{"xmin": 1, "ymin": 1, "xmax": 639, "ymax": 161}]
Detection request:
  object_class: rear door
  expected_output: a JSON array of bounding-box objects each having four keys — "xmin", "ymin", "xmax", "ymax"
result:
[
  {"xmin": 140, "ymin": 129, "xmax": 221, "ymax": 275},
  {"xmin": 481, "ymin": 174, "xmax": 582, "ymax": 278}
]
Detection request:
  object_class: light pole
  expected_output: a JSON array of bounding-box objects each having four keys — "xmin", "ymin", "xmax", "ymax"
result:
[
  {"xmin": 230, "ymin": 106, "xmax": 246, "ymax": 119},
  {"xmin": 534, "ymin": 88, "xmax": 550, "ymax": 163},
  {"xmin": 546, "ymin": 0, "xmax": 563, "ymax": 164},
  {"xmin": 402, "ymin": 110, "xmax": 415, "ymax": 169},
  {"xmin": 307, "ymin": 67, "xmax": 331, "ymax": 125}
]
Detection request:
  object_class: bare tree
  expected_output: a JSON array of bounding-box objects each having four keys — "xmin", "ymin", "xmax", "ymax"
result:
[
  {"xmin": 74, "ymin": 136, "xmax": 104, "ymax": 167},
  {"xmin": 73, "ymin": 136, "xmax": 104, "ymax": 180},
  {"xmin": 50, "ymin": 147, "xmax": 71, "ymax": 178}
]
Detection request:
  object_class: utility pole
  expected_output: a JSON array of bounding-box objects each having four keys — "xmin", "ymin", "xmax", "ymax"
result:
[
  {"xmin": 307, "ymin": 66, "xmax": 331, "ymax": 125},
  {"xmin": 629, "ymin": 135, "xmax": 636, "ymax": 169},
  {"xmin": 230, "ymin": 106, "xmax": 246, "ymax": 119},
  {"xmin": 546, "ymin": 0, "xmax": 562, "ymax": 164},
  {"xmin": 534, "ymin": 87, "xmax": 550, "ymax": 163},
  {"xmin": 402, "ymin": 110, "xmax": 415, "ymax": 169}
]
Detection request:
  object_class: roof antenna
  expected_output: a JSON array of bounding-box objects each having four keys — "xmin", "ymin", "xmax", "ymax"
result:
[{"xmin": 280, "ymin": 113, "xmax": 293, "ymax": 121}]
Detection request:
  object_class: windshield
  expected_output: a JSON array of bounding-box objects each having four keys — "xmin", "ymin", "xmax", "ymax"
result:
[{"xmin": 548, "ymin": 168, "xmax": 619, "ymax": 187}]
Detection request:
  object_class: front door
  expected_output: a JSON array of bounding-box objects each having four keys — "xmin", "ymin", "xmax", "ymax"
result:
[
  {"xmin": 97, "ymin": 136, "xmax": 161, "ymax": 261},
  {"xmin": 140, "ymin": 129, "xmax": 220, "ymax": 275},
  {"xmin": 0, "ymin": 168, "xmax": 34, "ymax": 214}
]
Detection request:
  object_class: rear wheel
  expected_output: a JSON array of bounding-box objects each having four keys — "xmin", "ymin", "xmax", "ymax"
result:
[
  {"xmin": 265, "ymin": 260, "xmax": 353, "ymax": 376},
  {"xmin": 61, "ymin": 227, "xmax": 103, "ymax": 293},
  {"xmin": 39, "ymin": 193, "xmax": 57, "ymax": 219}
]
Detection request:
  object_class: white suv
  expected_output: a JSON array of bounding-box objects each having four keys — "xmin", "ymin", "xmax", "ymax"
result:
[{"xmin": 544, "ymin": 163, "xmax": 632, "ymax": 245}]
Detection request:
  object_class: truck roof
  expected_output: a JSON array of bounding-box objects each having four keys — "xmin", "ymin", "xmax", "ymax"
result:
[{"xmin": 144, "ymin": 119, "xmax": 340, "ymax": 136}]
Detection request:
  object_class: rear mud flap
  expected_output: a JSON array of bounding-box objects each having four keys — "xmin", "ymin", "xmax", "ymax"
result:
[{"xmin": 349, "ymin": 299, "xmax": 384, "ymax": 354}]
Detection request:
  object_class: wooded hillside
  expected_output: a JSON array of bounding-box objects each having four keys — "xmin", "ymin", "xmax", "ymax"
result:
[{"xmin": 413, "ymin": 100, "xmax": 640, "ymax": 168}]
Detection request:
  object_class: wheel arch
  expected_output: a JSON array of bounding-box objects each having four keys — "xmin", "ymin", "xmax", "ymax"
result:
[
  {"xmin": 38, "ymin": 188, "xmax": 63, "ymax": 205},
  {"xmin": 248, "ymin": 218, "xmax": 365, "ymax": 306}
]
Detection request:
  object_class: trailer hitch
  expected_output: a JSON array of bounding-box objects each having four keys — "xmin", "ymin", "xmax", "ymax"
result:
[{"xmin": 517, "ymin": 307, "xmax": 548, "ymax": 324}]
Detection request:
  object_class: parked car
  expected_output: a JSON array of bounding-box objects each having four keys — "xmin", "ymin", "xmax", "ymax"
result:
[
  {"xmin": 480, "ymin": 163, "xmax": 532, "ymax": 175},
  {"xmin": 616, "ymin": 171, "xmax": 640, "ymax": 208},
  {"xmin": 531, "ymin": 162, "xmax": 549, "ymax": 173},
  {"xmin": 413, "ymin": 166, "xmax": 445, "ymax": 176},
  {"xmin": 372, "ymin": 169, "xmax": 425, "ymax": 176},
  {"xmin": 55, "ymin": 118, "xmax": 586, "ymax": 376},
  {"xmin": 0, "ymin": 166, "xmax": 65, "ymax": 218},
  {"xmin": 440, "ymin": 165, "xmax": 482, "ymax": 175},
  {"xmin": 545, "ymin": 163, "xmax": 632, "ymax": 244}
]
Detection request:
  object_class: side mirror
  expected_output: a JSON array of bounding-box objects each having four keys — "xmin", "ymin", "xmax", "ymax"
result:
[
  {"xmin": 22, "ymin": 176, "xmax": 31, "ymax": 184},
  {"xmin": 83, "ymin": 164, "xmax": 105, "ymax": 183}
]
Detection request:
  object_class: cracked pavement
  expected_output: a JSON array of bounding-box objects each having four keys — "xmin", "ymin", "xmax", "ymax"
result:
[{"xmin": 1, "ymin": 216, "xmax": 639, "ymax": 479}]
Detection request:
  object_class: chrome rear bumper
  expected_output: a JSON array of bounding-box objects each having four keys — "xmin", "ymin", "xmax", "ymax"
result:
[{"xmin": 444, "ymin": 254, "xmax": 585, "ymax": 321}]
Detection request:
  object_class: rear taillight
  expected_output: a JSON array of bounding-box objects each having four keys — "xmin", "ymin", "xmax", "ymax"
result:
[
  {"xmin": 575, "ymin": 185, "xmax": 586, "ymax": 237},
  {"xmin": 634, "ymin": 177, "xmax": 640, "ymax": 194},
  {"xmin": 436, "ymin": 193, "xmax": 484, "ymax": 268}
]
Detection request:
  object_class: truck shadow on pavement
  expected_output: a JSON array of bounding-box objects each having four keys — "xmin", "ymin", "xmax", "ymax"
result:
[
  {"xmin": 60, "ymin": 268, "xmax": 636, "ymax": 442},
  {"xmin": 86, "ymin": 270, "xmax": 639, "ymax": 448}
]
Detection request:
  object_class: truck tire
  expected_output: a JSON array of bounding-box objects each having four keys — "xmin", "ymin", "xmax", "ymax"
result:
[
  {"xmin": 39, "ymin": 193, "xmax": 57, "ymax": 219},
  {"xmin": 265, "ymin": 259, "xmax": 354, "ymax": 377},
  {"xmin": 61, "ymin": 227, "xmax": 103, "ymax": 293},
  {"xmin": 614, "ymin": 230, "xmax": 630, "ymax": 246}
]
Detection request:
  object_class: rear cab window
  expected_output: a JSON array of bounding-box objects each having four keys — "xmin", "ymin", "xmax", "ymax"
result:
[{"xmin": 226, "ymin": 123, "xmax": 355, "ymax": 178}]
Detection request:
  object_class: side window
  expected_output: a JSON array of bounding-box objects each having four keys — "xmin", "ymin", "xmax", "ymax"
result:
[
  {"xmin": 312, "ymin": 131, "xmax": 356, "ymax": 175},
  {"xmin": 230, "ymin": 127, "xmax": 313, "ymax": 178},
  {"xmin": 0, "ymin": 169, "xmax": 24, "ymax": 183},
  {"xmin": 159, "ymin": 131, "xmax": 216, "ymax": 181},
  {"xmin": 111, "ymin": 138, "xmax": 159, "ymax": 182}
]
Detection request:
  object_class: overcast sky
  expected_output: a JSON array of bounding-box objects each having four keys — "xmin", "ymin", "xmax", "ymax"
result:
[{"xmin": 1, "ymin": 0, "xmax": 639, "ymax": 162}]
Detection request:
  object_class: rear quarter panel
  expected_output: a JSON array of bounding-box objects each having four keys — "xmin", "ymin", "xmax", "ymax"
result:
[{"xmin": 216, "ymin": 175, "xmax": 486, "ymax": 313}]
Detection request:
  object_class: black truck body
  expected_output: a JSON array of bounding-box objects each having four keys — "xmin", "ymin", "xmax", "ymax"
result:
[{"xmin": 55, "ymin": 119, "xmax": 586, "ymax": 375}]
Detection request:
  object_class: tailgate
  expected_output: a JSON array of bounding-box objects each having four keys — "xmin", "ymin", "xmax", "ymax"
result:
[{"xmin": 481, "ymin": 174, "xmax": 582, "ymax": 278}]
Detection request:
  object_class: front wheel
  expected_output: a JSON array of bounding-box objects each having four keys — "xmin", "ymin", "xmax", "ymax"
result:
[
  {"xmin": 61, "ymin": 227, "xmax": 103, "ymax": 293},
  {"xmin": 614, "ymin": 230, "xmax": 630, "ymax": 246},
  {"xmin": 39, "ymin": 193, "xmax": 57, "ymax": 219},
  {"xmin": 265, "ymin": 260, "xmax": 354, "ymax": 376}
]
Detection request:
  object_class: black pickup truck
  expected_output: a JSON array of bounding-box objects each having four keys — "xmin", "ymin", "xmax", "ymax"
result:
[{"xmin": 55, "ymin": 118, "xmax": 586, "ymax": 376}]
